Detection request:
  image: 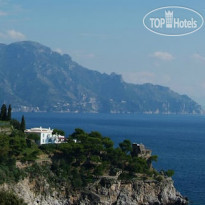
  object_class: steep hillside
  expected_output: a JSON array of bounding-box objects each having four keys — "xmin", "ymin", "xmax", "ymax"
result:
[{"xmin": 0, "ymin": 41, "xmax": 202, "ymax": 113}]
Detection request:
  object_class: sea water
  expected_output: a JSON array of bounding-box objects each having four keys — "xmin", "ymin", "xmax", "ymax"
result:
[{"xmin": 13, "ymin": 112, "xmax": 205, "ymax": 205}]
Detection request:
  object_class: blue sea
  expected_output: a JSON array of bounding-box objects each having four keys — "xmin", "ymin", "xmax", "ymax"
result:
[{"xmin": 13, "ymin": 113, "xmax": 205, "ymax": 205}]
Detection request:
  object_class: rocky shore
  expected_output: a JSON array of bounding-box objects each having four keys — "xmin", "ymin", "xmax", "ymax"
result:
[{"xmin": 1, "ymin": 176, "xmax": 188, "ymax": 205}]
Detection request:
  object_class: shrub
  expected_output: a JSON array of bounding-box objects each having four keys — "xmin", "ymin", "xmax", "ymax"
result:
[
  {"xmin": 10, "ymin": 119, "xmax": 21, "ymax": 130},
  {"xmin": 165, "ymin": 169, "xmax": 174, "ymax": 177},
  {"xmin": 0, "ymin": 190, "xmax": 27, "ymax": 205}
]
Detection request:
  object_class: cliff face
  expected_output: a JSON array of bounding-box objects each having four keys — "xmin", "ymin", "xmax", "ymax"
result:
[
  {"xmin": 76, "ymin": 177, "xmax": 188, "ymax": 205},
  {"xmin": 1, "ymin": 177, "xmax": 188, "ymax": 205}
]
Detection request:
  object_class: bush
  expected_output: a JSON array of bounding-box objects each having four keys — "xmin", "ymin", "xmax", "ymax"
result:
[
  {"xmin": 0, "ymin": 190, "xmax": 27, "ymax": 205},
  {"xmin": 27, "ymin": 133, "xmax": 40, "ymax": 141},
  {"xmin": 118, "ymin": 172, "xmax": 134, "ymax": 180},
  {"xmin": 52, "ymin": 129, "xmax": 65, "ymax": 136},
  {"xmin": 165, "ymin": 169, "xmax": 174, "ymax": 177},
  {"xmin": 39, "ymin": 144, "xmax": 57, "ymax": 154},
  {"xmin": 0, "ymin": 164, "xmax": 25, "ymax": 184},
  {"xmin": 156, "ymin": 175, "xmax": 163, "ymax": 182},
  {"xmin": 10, "ymin": 119, "xmax": 21, "ymax": 130}
]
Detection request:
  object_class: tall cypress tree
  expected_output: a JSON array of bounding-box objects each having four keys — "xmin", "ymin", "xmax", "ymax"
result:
[
  {"xmin": 20, "ymin": 115, "xmax": 26, "ymax": 131},
  {"xmin": 7, "ymin": 105, "xmax": 12, "ymax": 121},
  {"xmin": 0, "ymin": 104, "xmax": 7, "ymax": 121}
]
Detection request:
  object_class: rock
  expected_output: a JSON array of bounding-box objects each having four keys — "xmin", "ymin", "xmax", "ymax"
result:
[
  {"xmin": 76, "ymin": 177, "xmax": 188, "ymax": 205},
  {"xmin": 0, "ymin": 176, "xmax": 188, "ymax": 205}
]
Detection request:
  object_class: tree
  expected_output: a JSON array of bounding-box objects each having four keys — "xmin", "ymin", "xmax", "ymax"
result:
[
  {"xmin": 0, "ymin": 104, "xmax": 7, "ymax": 121},
  {"xmin": 165, "ymin": 169, "xmax": 174, "ymax": 177},
  {"xmin": 119, "ymin": 139, "xmax": 132, "ymax": 154},
  {"xmin": 102, "ymin": 137, "xmax": 114, "ymax": 149},
  {"xmin": 7, "ymin": 104, "xmax": 12, "ymax": 121},
  {"xmin": 27, "ymin": 133, "xmax": 40, "ymax": 141},
  {"xmin": 52, "ymin": 128, "xmax": 65, "ymax": 136},
  {"xmin": 20, "ymin": 115, "xmax": 25, "ymax": 131},
  {"xmin": 27, "ymin": 133, "xmax": 40, "ymax": 145},
  {"xmin": 10, "ymin": 119, "xmax": 21, "ymax": 130},
  {"xmin": 147, "ymin": 155, "xmax": 158, "ymax": 169}
]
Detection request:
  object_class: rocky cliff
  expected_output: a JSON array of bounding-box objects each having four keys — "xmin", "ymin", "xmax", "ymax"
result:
[
  {"xmin": 0, "ymin": 126, "xmax": 188, "ymax": 205},
  {"xmin": 0, "ymin": 176, "xmax": 188, "ymax": 205}
]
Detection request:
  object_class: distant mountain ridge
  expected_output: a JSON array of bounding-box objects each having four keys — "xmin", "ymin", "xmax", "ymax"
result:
[{"xmin": 0, "ymin": 41, "xmax": 203, "ymax": 114}]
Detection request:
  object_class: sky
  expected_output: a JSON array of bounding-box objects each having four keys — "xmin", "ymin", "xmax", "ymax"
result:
[{"xmin": 0, "ymin": 0, "xmax": 205, "ymax": 106}]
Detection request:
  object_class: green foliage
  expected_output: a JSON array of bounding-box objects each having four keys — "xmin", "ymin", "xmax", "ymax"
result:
[
  {"xmin": 10, "ymin": 119, "xmax": 21, "ymax": 130},
  {"xmin": 52, "ymin": 129, "xmax": 65, "ymax": 136},
  {"xmin": 0, "ymin": 164, "xmax": 25, "ymax": 184},
  {"xmin": 0, "ymin": 104, "xmax": 12, "ymax": 121},
  {"xmin": 0, "ymin": 126, "xmax": 40, "ymax": 184},
  {"xmin": 45, "ymin": 129, "xmax": 162, "ymax": 189},
  {"xmin": 118, "ymin": 172, "xmax": 134, "ymax": 180},
  {"xmin": 39, "ymin": 144, "xmax": 57, "ymax": 154},
  {"xmin": 93, "ymin": 164, "xmax": 105, "ymax": 176},
  {"xmin": 26, "ymin": 163, "xmax": 51, "ymax": 180},
  {"xmin": 20, "ymin": 115, "xmax": 26, "ymax": 131},
  {"xmin": 0, "ymin": 134, "xmax": 26, "ymax": 183},
  {"xmin": 147, "ymin": 155, "xmax": 158, "ymax": 168},
  {"xmin": 7, "ymin": 105, "xmax": 12, "ymax": 121},
  {"xmin": 165, "ymin": 169, "xmax": 174, "ymax": 177},
  {"xmin": 149, "ymin": 155, "xmax": 158, "ymax": 162},
  {"xmin": 27, "ymin": 133, "xmax": 40, "ymax": 141},
  {"xmin": 0, "ymin": 126, "xmax": 168, "ymax": 192},
  {"xmin": 0, "ymin": 135, "xmax": 10, "ymax": 163},
  {"xmin": 126, "ymin": 157, "xmax": 149, "ymax": 174},
  {"xmin": 156, "ymin": 175, "xmax": 163, "ymax": 182},
  {"xmin": 0, "ymin": 190, "xmax": 27, "ymax": 205},
  {"xmin": 9, "ymin": 134, "xmax": 27, "ymax": 157},
  {"xmin": 102, "ymin": 137, "xmax": 114, "ymax": 149},
  {"xmin": 119, "ymin": 139, "xmax": 132, "ymax": 154},
  {"xmin": 0, "ymin": 104, "xmax": 7, "ymax": 121}
]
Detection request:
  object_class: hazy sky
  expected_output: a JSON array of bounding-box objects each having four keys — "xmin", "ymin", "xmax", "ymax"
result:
[{"xmin": 0, "ymin": 0, "xmax": 205, "ymax": 106}]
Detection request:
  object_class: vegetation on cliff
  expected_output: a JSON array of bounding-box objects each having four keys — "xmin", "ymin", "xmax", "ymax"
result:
[
  {"xmin": 0, "ymin": 122, "xmax": 172, "ymax": 189},
  {"xmin": 0, "ymin": 107, "xmax": 177, "ymax": 204},
  {"xmin": 0, "ymin": 190, "xmax": 26, "ymax": 205}
]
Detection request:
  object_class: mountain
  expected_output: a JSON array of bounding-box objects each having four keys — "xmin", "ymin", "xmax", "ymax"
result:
[{"xmin": 0, "ymin": 41, "xmax": 202, "ymax": 114}]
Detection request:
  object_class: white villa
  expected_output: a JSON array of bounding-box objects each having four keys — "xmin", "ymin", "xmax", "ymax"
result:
[{"xmin": 24, "ymin": 127, "xmax": 65, "ymax": 145}]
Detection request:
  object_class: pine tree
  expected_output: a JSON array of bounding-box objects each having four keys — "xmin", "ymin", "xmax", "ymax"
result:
[
  {"xmin": 0, "ymin": 104, "xmax": 7, "ymax": 121},
  {"xmin": 20, "ymin": 115, "xmax": 26, "ymax": 131},
  {"xmin": 7, "ymin": 105, "xmax": 12, "ymax": 121}
]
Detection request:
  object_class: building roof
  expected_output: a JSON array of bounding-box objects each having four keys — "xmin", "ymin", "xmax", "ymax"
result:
[{"xmin": 25, "ymin": 127, "xmax": 53, "ymax": 133}]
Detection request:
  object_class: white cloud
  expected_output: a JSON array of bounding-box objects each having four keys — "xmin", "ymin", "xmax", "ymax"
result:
[
  {"xmin": 7, "ymin": 30, "xmax": 26, "ymax": 40},
  {"xmin": 55, "ymin": 48, "xmax": 64, "ymax": 55},
  {"xmin": 152, "ymin": 51, "xmax": 174, "ymax": 61},
  {"xmin": 0, "ymin": 29, "xmax": 26, "ymax": 40},
  {"xmin": 193, "ymin": 53, "xmax": 205, "ymax": 63}
]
